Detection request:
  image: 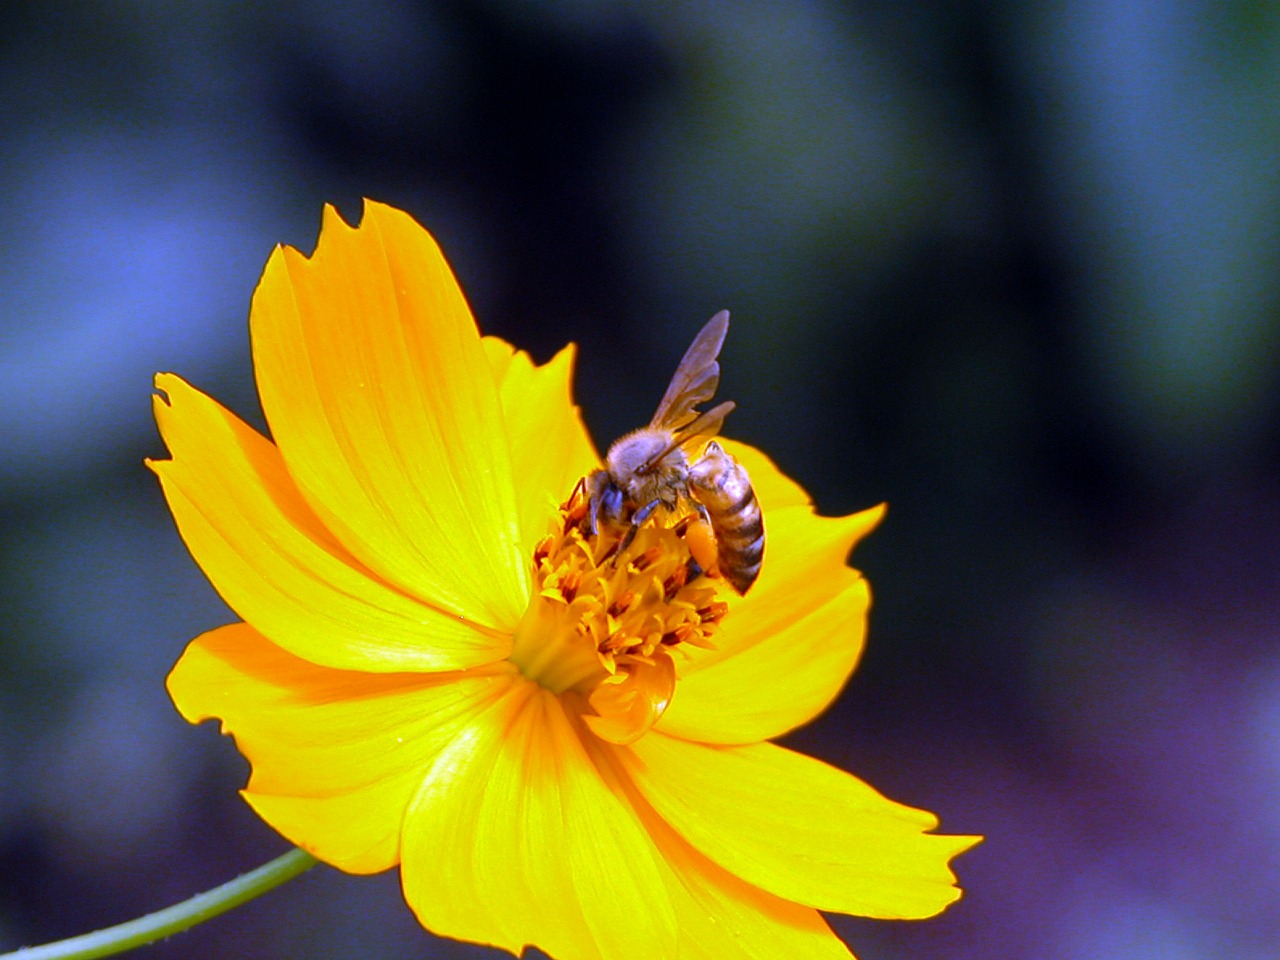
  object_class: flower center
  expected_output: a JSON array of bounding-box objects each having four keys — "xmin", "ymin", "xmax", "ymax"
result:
[{"xmin": 508, "ymin": 481, "xmax": 728, "ymax": 744}]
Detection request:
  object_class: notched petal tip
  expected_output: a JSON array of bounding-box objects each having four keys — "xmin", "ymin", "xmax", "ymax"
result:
[
  {"xmin": 893, "ymin": 831, "xmax": 983, "ymax": 919},
  {"xmin": 147, "ymin": 372, "xmax": 192, "ymax": 473},
  {"xmin": 152, "ymin": 371, "xmax": 178, "ymax": 401},
  {"xmin": 320, "ymin": 201, "xmax": 352, "ymax": 238},
  {"xmin": 842, "ymin": 501, "xmax": 886, "ymax": 556},
  {"xmin": 276, "ymin": 242, "xmax": 311, "ymax": 272},
  {"xmin": 164, "ymin": 640, "xmax": 221, "ymax": 726}
]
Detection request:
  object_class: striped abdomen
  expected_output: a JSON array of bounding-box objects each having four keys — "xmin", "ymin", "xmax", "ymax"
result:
[{"xmin": 688, "ymin": 441, "xmax": 764, "ymax": 594}]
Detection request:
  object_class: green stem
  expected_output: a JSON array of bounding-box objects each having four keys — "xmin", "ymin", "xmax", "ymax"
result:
[{"xmin": 0, "ymin": 848, "xmax": 318, "ymax": 960}]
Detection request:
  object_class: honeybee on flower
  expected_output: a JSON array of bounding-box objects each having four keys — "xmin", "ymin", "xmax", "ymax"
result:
[
  {"xmin": 152, "ymin": 200, "xmax": 978, "ymax": 960},
  {"xmin": 585, "ymin": 308, "xmax": 764, "ymax": 595}
]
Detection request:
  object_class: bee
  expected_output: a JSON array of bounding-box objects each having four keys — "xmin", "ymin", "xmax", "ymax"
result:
[{"xmin": 585, "ymin": 310, "xmax": 764, "ymax": 595}]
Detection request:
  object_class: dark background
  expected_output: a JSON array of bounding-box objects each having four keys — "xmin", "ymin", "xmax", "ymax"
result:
[{"xmin": 2, "ymin": 3, "xmax": 1279, "ymax": 958}]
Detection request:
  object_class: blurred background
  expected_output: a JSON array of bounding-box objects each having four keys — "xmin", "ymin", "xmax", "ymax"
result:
[{"xmin": 2, "ymin": 2, "xmax": 1278, "ymax": 958}]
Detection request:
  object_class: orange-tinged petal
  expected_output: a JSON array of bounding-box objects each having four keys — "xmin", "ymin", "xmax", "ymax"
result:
[
  {"xmin": 482, "ymin": 336, "xmax": 601, "ymax": 558},
  {"xmin": 658, "ymin": 495, "xmax": 884, "ymax": 743},
  {"xmin": 624, "ymin": 733, "xmax": 980, "ymax": 920},
  {"xmin": 166, "ymin": 622, "xmax": 518, "ymax": 873},
  {"xmin": 251, "ymin": 201, "xmax": 528, "ymax": 632},
  {"xmin": 400, "ymin": 683, "xmax": 677, "ymax": 960},
  {"xmin": 150, "ymin": 373, "xmax": 507, "ymax": 673}
]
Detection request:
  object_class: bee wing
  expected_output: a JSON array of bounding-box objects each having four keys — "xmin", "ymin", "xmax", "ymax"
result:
[
  {"xmin": 639, "ymin": 400, "xmax": 736, "ymax": 473},
  {"xmin": 648, "ymin": 310, "xmax": 730, "ymax": 432},
  {"xmin": 675, "ymin": 399, "xmax": 736, "ymax": 446}
]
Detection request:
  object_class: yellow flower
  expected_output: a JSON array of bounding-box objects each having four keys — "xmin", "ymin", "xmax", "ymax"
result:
[{"xmin": 152, "ymin": 201, "xmax": 978, "ymax": 960}]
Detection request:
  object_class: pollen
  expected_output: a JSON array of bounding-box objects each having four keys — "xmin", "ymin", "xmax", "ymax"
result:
[{"xmin": 508, "ymin": 483, "xmax": 728, "ymax": 744}]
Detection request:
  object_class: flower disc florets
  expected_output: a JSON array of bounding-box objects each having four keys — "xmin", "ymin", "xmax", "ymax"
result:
[{"xmin": 508, "ymin": 482, "xmax": 728, "ymax": 744}]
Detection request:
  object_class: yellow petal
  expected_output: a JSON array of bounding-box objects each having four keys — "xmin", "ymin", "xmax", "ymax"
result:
[
  {"xmin": 658, "ymin": 442, "xmax": 884, "ymax": 742},
  {"xmin": 400, "ymin": 683, "xmax": 677, "ymax": 960},
  {"xmin": 653, "ymin": 839, "xmax": 859, "ymax": 960},
  {"xmin": 251, "ymin": 201, "xmax": 528, "ymax": 631},
  {"xmin": 658, "ymin": 569, "xmax": 869, "ymax": 744},
  {"xmin": 482, "ymin": 336, "xmax": 601, "ymax": 558},
  {"xmin": 624, "ymin": 733, "xmax": 980, "ymax": 920},
  {"xmin": 166, "ymin": 621, "xmax": 518, "ymax": 873},
  {"xmin": 582, "ymin": 736, "xmax": 859, "ymax": 960},
  {"xmin": 150, "ymin": 373, "xmax": 507, "ymax": 672}
]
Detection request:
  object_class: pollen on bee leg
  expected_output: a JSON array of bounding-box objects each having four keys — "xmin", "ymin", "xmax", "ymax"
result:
[
  {"xmin": 681, "ymin": 516, "xmax": 720, "ymax": 578},
  {"xmin": 507, "ymin": 479, "xmax": 730, "ymax": 744}
]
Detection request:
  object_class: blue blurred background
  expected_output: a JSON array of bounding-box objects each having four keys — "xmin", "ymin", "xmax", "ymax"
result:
[{"xmin": 2, "ymin": 3, "xmax": 1279, "ymax": 958}]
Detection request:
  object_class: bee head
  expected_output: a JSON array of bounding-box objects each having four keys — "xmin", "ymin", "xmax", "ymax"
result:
[{"xmin": 606, "ymin": 429, "xmax": 684, "ymax": 482}]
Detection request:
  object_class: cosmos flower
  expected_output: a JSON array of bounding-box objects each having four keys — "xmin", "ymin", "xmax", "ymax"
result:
[{"xmin": 153, "ymin": 201, "xmax": 977, "ymax": 959}]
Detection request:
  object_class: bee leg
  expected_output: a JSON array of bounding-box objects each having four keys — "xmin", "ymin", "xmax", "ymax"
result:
[
  {"xmin": 582, "ymin": 475, "xmax": 600, "ymax": 537},
  {"xmin": 585, "ymin": 471, "xmax": 623, "ymax": 537},
  {"xmin": 617, "ymin": 499, "xmax": 660, "ymax": 554}
]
